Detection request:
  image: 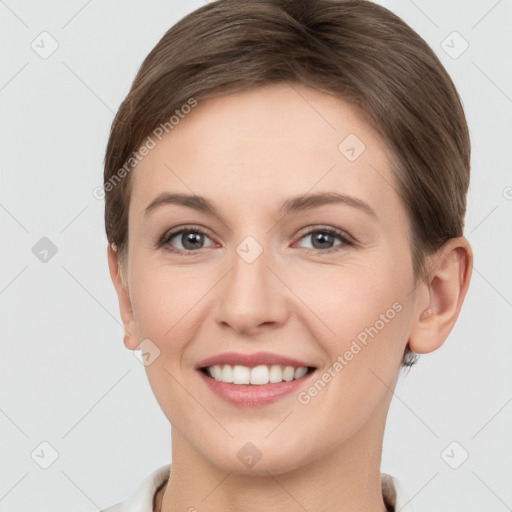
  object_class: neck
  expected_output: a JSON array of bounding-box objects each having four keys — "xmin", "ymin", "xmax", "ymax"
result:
[{"xmin": 158, "ymin": 405, "xmax": 391, "ymax": 512}]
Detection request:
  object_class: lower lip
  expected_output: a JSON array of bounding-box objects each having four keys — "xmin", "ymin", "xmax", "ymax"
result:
[{"xmin": 198, "ymin": 370, "xmax": 315, "ymax": 407}]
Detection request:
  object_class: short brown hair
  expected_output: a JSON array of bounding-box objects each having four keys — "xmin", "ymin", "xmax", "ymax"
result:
[{"xmin": 103, "ymin": 0, "xmax": 471, "ymax": 369}]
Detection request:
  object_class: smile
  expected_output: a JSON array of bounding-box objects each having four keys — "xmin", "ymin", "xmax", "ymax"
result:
[
  {"xmin": 201, "ymin": 364, "xmax": 314, "ymax": 385},
  {"xmin": 195, "ymin": 351, "xmax": 318, "ymax": 407}
]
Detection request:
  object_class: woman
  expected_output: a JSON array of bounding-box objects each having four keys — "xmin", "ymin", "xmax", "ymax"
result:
[{"xmin": 101, "ymin": 0, "xmax": 473, "ymax": 510}]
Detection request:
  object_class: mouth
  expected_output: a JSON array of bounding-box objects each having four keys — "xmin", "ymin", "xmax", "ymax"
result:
[
  {"xmin": 194, "ymin": 351, "xmax": 318, "ymax": 406},
  {"xmin": 199, "ymin": 364, "xmax": 316, "ymax": 385}
]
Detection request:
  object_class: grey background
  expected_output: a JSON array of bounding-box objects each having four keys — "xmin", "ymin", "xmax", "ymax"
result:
[{"xmin": 1, "ymin": 0, "xmax": 511, "ymax": 511}]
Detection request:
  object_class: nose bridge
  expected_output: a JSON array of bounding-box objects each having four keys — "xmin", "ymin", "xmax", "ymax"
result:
[{"xmin": 214, "ymin": 234, "xmax": 288, "ymax": 333}]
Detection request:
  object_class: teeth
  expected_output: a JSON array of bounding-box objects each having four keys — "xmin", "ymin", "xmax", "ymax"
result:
[
  {"xmin": 211, "ymin": 365, "xmax": 223, "ymax": 381},
  {"xmin": 282, "ymin": 366, "xmax": 295, "ymax": 382},
  {"xmin": 206, "ymin": 364, "xmax": 310, "ymax": 385},
  {"xmin": 250, "ymin": 365, "xmax": 269, "ymax": 385},
  {"xmin": 233, "ymin": 365, "xmax": 250, "ymax": 384},
  {"xmin": 221, "ymin": 364, "xmax": 233, "ymax": 383},
  {"xmin": 269, "ymin": 364, "xmax": 283, "ymax": 383},
  {"xmin": 294, "ymin": 367, "xmax": 308, "ymax": 379}
]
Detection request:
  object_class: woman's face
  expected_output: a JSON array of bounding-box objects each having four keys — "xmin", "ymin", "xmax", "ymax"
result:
[{"xmin": 114, "ymin": 83, "xmax": 428, "ymax": 474}]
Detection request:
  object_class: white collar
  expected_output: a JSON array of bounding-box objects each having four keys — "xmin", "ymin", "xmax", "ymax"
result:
[{"xmin": 102, "ymin": 464, "xmax": 414, "ymax": 512}]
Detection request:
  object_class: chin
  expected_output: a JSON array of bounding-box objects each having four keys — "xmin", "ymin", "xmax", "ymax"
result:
[{"xmin": 202, "ymin": 438, "xmax": 314, "ymax": 477}]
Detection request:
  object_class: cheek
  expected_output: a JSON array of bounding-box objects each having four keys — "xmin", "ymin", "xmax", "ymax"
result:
[
  {"xmin": 289, "ymin": 263, "xmax": 411, "ymax": 443},
  {"xmin": 130, "ymin": 258, "xmax": 211, "ymax": 342},
  {"xmin": 128, "ymin": 262, "xmax": 212, "ymax": 425},
  {"xmin": 292, "ymin": 254, "xmax": 407, "ymax": 354}
]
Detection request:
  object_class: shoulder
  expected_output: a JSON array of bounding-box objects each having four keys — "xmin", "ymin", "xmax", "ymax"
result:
[
  {"xmin": 100, "ymin": 464, "xmax": 171, "ymax": 512},
  {"xmin": 381, "ymin": 472, "xmax": 415, "ymax": 512}
]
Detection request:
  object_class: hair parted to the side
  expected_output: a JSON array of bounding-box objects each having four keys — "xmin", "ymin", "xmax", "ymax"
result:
[{"xmin": 103, "ymin": 0, "xmax": 471, "ymax": 369}]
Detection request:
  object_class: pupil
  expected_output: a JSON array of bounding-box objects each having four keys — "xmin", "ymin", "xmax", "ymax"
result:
[
  {"xmin": 182, "ymin": 232, "xmax": 203, "ymax": 250},
  {"xmin": 313, "ymin": 232, "xmax": 333, "ymax": 249}
]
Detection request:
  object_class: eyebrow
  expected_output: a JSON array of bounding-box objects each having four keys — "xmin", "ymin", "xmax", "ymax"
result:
[{"xmin": 144, "ymin": 191, "xmax": 377, "ymax": 220}]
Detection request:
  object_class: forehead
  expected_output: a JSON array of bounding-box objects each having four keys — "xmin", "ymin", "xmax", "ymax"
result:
[{"xmin": 130, "ymin": 83, "xmax": 402, "ymax": 224}]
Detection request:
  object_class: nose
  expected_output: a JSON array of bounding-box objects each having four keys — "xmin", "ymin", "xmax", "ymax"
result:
[{"xmin": 213, "ymin": 241, "xmax": 290, "ymax": 336}]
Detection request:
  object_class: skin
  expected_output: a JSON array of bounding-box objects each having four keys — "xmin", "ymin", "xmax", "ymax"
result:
[{"xmin": 108, "ymin": 82, "xmax": 472, "ymax": 512}]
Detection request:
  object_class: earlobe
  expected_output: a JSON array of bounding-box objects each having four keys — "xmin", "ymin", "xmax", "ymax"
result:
[
  {"xmin": 107, "ymin": 244, "xmax": 139, "ymax": 350},
  {"xmin": 408, "ymin": 237, "xmax": 473, "ymax": 355}
]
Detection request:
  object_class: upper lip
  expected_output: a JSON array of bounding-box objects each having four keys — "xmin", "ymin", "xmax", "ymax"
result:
[{"xmin": 195, "ymin": 351, "xmax": 315, "ymax": 370}]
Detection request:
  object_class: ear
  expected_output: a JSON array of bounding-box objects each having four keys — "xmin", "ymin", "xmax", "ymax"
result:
[
  {"xmin": 107, "ymin": 244, "xmax": 139, "ymax": 350},
  {"xmin": 408, "ymin": 236, "xmax": 473, "ymax": 354}
]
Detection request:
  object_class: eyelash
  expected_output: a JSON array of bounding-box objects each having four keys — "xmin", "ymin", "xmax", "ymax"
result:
[{"xmin": 157, "ymin": 224, "xmax": 354, "ymax": 256}]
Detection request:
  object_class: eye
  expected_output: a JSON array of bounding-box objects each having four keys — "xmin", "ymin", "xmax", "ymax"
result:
[
  {"xmin": 159, "ymin": 226, "xmax": 216, "ymax": 254},
  {"xmin": 157, "ymin": 225, "xmax": 353, "ymax": 255},
  {"xmin": 294, "ymin": 226, "xmax": 353, "ymax": 253}
]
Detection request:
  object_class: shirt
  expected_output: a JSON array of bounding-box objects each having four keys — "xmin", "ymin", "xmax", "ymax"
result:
[{"xmin": 101, "ymin": 464, "xmax": 414, "ymax": 512}]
